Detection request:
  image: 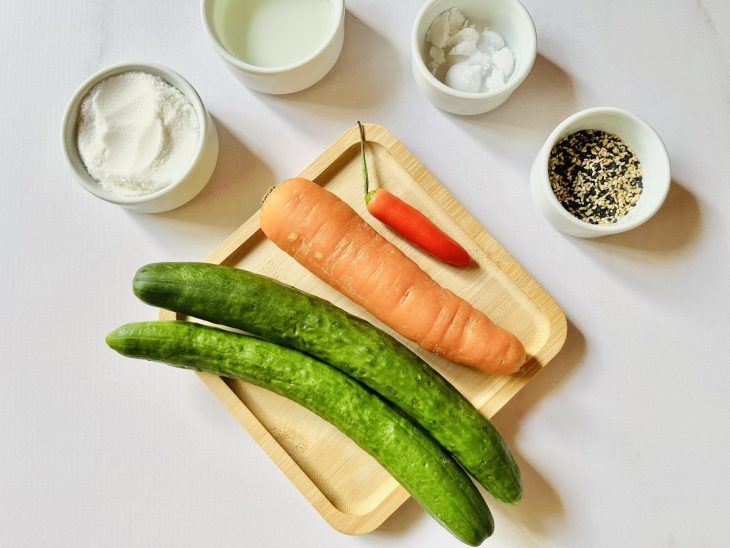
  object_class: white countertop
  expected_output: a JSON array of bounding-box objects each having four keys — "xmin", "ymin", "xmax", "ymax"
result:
[{"xmin": 3, "ymin": 1, "xmax": 729, "ymax": 546}]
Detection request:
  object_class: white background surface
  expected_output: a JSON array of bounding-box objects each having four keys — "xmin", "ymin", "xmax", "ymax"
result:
[{"xmin": 2, "ymin": 1, "xmax": 730, "ymax": 546}]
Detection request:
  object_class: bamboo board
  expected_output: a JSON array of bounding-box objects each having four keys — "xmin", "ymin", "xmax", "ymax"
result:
[{"xmin": 159, "ymin": 124, "xmax": 567, "ymax": 535}]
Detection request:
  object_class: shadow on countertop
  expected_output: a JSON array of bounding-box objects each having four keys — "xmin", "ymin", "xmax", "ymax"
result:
[
  {"xmin": 449, "ymin": 54, "xmax": 577, "ymax": 166},
  {"xmin": 480, "ymin": 54, "xmax": 578, "ymax": 131},
  {"xmin": 158, "ymin": 117, "xmax": 275, "ymax": 225},
  {"xmin": 585, "ymin": 180, "xmax": 702, "ymax": 254},
  {"xmin": 554, "ymin": 179, "xmax": 705, "ymax": 309},
  {"xmin": 125, "ymin": 117, "xmax": 276, "ymax": 246},
  {"xmin": 374, "ymin": 497, "xmax": 427, "ymax": 539},
  {"xmin": 262, "ymin": 12, "xmax": 401, "ymax": 115},
  {"xmin": 490, "ymin": 320, "xmax": 586, "ymax": 536}
]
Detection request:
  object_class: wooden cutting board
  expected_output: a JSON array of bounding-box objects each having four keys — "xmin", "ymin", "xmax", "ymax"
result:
[{"xmin": 159, "ymin": 124, "xmax": 566, "ymax": 535}]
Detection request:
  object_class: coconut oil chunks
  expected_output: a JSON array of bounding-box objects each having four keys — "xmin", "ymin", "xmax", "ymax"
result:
[
  {"xmin": 107, "ymin": 321, "xmax": 493, "ymax": 545},
  {"xmin": 261, "ymin": 177, "xmax": 525, "ymax": 375},
  {"xmin": 133, "ymin": 262, "xmax": 522, "ymax": 503},
  {"xmin": 357, "ymin": 121, "xmax": 473, "ymax": 267}
]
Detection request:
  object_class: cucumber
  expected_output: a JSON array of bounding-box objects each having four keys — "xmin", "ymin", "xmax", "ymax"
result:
[
  {"xmin": 107, "ymin": 321, "xmax": 493, "ymax": 546},
  {"xmin": 133, "ymin": 262, "xmax": 522, "ymax": 503}
]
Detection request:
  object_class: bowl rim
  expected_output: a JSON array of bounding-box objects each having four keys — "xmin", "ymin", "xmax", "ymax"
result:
[
  {"xmin": 61, "ymin": 61, "xmax": 211, "ymax": 205},
  {"xmin": 200, "ymin": 0, "xmax": 345, "ymax": 75},
  {"xmin": 536, "ymin": 106, "xmax": 671, "ymax": 234},
  {"xmin": 411, "ymin": 0, "xmax": 537, "ymax": 101}
]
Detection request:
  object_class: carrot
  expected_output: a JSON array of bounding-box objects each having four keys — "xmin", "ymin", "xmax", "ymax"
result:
[
  {"xmin": 260, "ymin": 178, "xmax": 526, "ymax": 375},
  {"xmin": 358, "ymin": 122, "xmax": 473, "ymax": 267}
]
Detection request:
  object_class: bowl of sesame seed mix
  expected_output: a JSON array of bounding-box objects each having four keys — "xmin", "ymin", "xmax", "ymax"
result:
[{"xmin": 530, "ymin": 107, "xmax": 670, "ymax": 238}]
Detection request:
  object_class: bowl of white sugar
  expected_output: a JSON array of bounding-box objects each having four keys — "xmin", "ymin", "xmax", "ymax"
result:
[
  {"xmin": 411, "ymin": 0, "xmax": 537, "ymax": 115},
  {"xmin": 62, "ymin": 62, "xmax": 219, "ymax": 213}
]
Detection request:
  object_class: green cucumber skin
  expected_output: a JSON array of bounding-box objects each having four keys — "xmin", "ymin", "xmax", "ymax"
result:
[
  {"xmin": 107, "ymin": 321, "xmax": 492, "ymax": 546},
  {"xmin": 133, "ymin": 262, "xmax": 522, "ymax": 503}
]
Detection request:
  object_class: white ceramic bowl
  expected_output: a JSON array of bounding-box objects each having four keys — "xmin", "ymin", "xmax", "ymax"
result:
[
  {"xmin": 530, "ymin": 107, "xmax": 671, "ymax": 238},
  {"xmin": 61, "ymin": 62, "xmax": 219, "ymax": 213},
  {"xmin": 411, "ymin": 0, "xmax": 537, "ymax": 115},
  {"xmin": 201, "ymin": 0, "xmax": 345, "ymax": 95}
]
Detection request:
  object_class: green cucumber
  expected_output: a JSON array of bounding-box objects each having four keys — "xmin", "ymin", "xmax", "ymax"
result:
[
  {"xmin": 133, "ymin": 262, "xmax": 522, "ymax": 503},
  {"xmin": 107, "ymin": 321, "xmax": 493, "ymax": 546}
]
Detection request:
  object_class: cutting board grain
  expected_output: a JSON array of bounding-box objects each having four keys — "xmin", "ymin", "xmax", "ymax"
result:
[{"xmin": 159, "ymin": 124, "xmax": 567, "ymax": 535}]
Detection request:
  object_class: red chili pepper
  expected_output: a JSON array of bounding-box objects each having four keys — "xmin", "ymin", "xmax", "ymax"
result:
[{"xmin": 358, "ymin": 122, "xmax": 473, "ymax": 267}]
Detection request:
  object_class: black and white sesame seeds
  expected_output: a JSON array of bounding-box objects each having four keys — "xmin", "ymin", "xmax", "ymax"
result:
[{"xmin": 548, "ymin": 130, "xmax": 643, "ymax": 225}]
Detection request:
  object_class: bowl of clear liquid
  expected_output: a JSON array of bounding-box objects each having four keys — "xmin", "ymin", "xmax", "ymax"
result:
[{"xmin": 201, "ymin": 0, "xmax": 345, "ymax": 94}]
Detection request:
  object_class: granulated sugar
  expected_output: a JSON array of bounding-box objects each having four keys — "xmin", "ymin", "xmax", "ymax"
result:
[{"xmin": 77, "ymin": 72, "xmax": 200, "ymax": 196}]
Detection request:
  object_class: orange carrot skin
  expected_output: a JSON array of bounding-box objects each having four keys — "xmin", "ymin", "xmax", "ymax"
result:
[
  {"xmin": 261, "ymin": 178, "xmax": 526, "ymax": 375},
  {"xmin": 366, "ymin": 189, "xmax": 473, "ymax": 267}
]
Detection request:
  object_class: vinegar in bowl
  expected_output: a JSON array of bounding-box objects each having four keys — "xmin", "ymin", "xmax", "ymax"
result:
[{"xmin": 212, "ymin": 0, "xmax": 333, "ymax": 68}]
